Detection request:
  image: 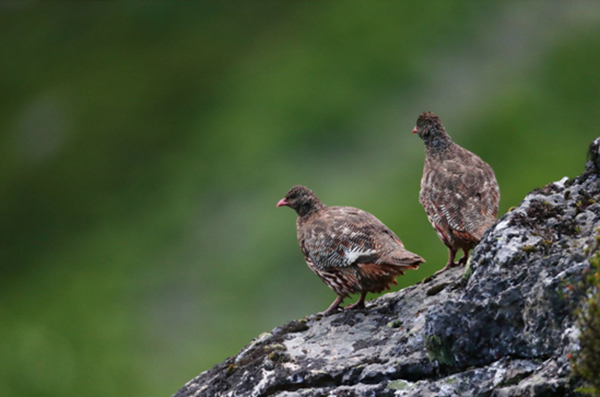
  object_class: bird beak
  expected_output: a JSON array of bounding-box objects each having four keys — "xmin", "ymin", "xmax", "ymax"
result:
[
  {"xmin": 276, "ymin": 198, "xmax": 289, "ymax": 208},
  {"xmin": 412, "ymin": 126, "xmax": 418, "ymax": 134}
]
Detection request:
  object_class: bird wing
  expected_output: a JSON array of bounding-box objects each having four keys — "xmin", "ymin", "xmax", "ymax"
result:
[
  {"xmin": 298, "ymin": 206, "xmax": 399, "ymax": 271},
  {"xmin": 420, "ymin": 145, "xmax": 500, "ymax": 240}
]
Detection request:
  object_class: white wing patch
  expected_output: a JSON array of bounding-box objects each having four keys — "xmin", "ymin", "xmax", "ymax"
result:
[{"xmin": 344, "ymin": 245, "xmax": 377, "ymax": 264}]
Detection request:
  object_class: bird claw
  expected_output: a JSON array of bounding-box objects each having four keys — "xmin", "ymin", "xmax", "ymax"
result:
[
  {"xmin": 344, "ymin": 301, "xmax": 365, "ymax": 311},
  {"xmin": 433, "ymin": 262, "xmax": 459, "ymax": 276},
  {"xmin": 319, "ymin": 307, "xmax": 341, "ymax": 316},
  {"xmin": 320, "ymin": 295, "xmax": 345, "ymax": 316}
]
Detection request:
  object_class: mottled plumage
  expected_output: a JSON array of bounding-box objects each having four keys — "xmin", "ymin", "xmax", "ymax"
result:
[
  {"xmin": 277, "ymin": 185, "xmax": 424, "ymax": 315},
  {"xmin": 413, "ymin": 112, "xmax": 500, "ymax": 275}
]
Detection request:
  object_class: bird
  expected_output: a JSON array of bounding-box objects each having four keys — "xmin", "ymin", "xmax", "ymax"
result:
[
  {"xmin": 277, "ymin": 185, "xmax": 425, "ymax": 315},
  {"xmin": 413, "ymin": 111, "xmax": 500, "ymax": 276}
]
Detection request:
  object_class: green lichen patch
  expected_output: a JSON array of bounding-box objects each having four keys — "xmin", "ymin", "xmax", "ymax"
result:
[
  {"xmin": 463, "ymin": 258, "xmax": 473, "ymax": 281},
  {"xmin": 425, "ymin": 334, "xmax": 456, "ymax": 367},
  {"xmin": 387, "ymin": 380, "xmax": 410, "ymax": 390},
  {"xmin": 571, "ymin": 250, "xmax": 600, "ymax": 396},
  {"xmin": 267, "ymin": 350, "xmax": 290, "ymax": 363},
  {"xmin": 264, "ymin": 343, "xmax": 286, "ymax": 352},
  {"xmin": 426, "ymin": 282, "xmax": 450, "ymax": 296},
  {"xmin": 387, "ymin": 319, "xmax": 403, "ymax": 328},
  {"xmin": 522, "ymin": 245, "xmax": 537, "ymax": 254}
]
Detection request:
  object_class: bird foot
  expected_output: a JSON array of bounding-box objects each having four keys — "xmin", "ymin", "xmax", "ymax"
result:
[
  {"xmin": 319, "ymin": 307, "xmax": 342, "ymax": 316},
  {"xmin": 320, "ymin": 296, "xmax": 344, "ymax": 316},
  {"xmin": 433, "ymin": 262, "xmax": 459, "ymax": 276},
  {"xmin": 344, "ymin": 300, "xmax": 366, "ymax": 311}
]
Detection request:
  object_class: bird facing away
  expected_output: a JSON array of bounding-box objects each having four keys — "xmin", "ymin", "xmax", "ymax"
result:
[
  {"xmin": 413, "ymin": 111, "xmax": 500, "ymax": 275},
  {"xmin": 277, "ymin": 185, "xmax": 425, "ymax": 315}
]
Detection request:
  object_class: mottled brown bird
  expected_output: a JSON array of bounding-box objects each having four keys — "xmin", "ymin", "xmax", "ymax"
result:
[
  {"xmin": 413, "ymin": 112, "xmax": 500, "ymax": 275},
  {"xmin": 277, "ymin": 185, "xmax": 425, "ymax": 315}
]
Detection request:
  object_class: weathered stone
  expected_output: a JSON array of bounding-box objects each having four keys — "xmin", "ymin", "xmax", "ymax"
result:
[{"xmin": 172, "ymin": 141, "xmax": 600, "ymax": 397}]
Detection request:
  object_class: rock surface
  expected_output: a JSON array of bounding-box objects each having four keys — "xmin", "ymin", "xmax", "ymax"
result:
[{"xmin": 173, "ymin": 142, "xmax": 600, "ymax": 397}]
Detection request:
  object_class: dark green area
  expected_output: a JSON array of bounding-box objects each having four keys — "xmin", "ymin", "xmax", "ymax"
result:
[
  {"xmin": 2, "ymin": 2, "xmax": 600, "ymax": 396},
  {"xmin": 425, "ymin": 334, "xmax": 456, "ymax": 367},
  {"xmin": 573, "ymin": 251, "xmax": 600, "ymax": 396}
]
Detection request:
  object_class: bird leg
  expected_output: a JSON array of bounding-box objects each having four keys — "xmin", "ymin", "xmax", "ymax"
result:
[
  {"xmin": 433, "ymin": 248, "xmax": 458, "ymax": 276},
  {"xmin": 345, "ymin": 291, "xmax": 367, "ymax": 310},
  {"xmin": 458, "ymin": 249, "xmax": 470, "ymax": 266},
  {"xmin": 321, "ymin": 295, "xmax": 344, "ymax": 316}
]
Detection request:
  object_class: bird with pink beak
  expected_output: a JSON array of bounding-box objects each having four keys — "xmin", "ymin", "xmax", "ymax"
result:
[{"xmin": 277, "ymin": 185, "xmax": 424, "ymax": 315}]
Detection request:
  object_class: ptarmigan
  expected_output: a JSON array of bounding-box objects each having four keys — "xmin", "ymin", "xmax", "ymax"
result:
[
  {"xmin": 413, "ymin": 111, "xmax": 500, "ymax": 275},
  {"xmin": 277, "ymin": 185, "xmax": 425, "ymax": 315}
]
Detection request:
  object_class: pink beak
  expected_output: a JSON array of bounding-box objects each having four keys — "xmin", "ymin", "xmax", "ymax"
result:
[
  {"xmin": 412, "ymin": 126, "xmax": 418, "ymax": 134},
  {"xmin": 276, "ymin": 198, "xmax": 289, "ymax": 208}
]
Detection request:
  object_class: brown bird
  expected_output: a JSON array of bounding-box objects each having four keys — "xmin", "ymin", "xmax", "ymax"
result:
[
  {"xmin": 277, "ymin": 185, "xmax": 425, "ymax": 315},
  {"xmin": 413, "ymin": 112, "xmax": 500, "ymax": 275}
]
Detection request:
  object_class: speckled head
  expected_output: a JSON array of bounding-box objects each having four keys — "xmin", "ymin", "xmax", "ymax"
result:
[
  {"xmin": 277, "ymin": 185, "xmax": 324, "ymax": 217},
  {"xmin": 413, "ymin": 111, "xmax": 452, "ymax": 150}
]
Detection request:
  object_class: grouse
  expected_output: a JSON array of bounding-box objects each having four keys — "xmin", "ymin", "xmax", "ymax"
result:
[
  {"xmin": 277, "ymin": 185, "xmax": 425, "ymax": 315},
  {"xmin": 413, "ymin": 111, "xmax": 500, "ymax": 275}
]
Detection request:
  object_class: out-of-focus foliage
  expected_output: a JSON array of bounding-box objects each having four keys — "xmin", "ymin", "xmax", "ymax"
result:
[
  {"xmin": 1, "ymin": 2, "xmax": 600, "ymax": 396},
  {"xmin": 572, "ymin": 251, "xmax": 600, "ymax": 396}
]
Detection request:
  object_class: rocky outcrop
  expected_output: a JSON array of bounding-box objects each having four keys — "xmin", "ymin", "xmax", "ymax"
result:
[{"xmin": 173, "ymin": 140, "xmax": 600, "ymax": 397}]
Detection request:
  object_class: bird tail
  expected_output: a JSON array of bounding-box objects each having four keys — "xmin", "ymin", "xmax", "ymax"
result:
[
  {"xmin": 383, "ymin": 249, "xmax": 425, "ymax": 270},
  {"xmin": 356, "ymin": 252, "xmax": 424, "ymax": 293},
  {"xmin": 356, "ymin": 263, "xmax": 403, "ymax": 292}
]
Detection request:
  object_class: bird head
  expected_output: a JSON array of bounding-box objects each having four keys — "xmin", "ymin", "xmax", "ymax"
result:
[
  {"xmin": 412, "ymin": 111, "xmax": 451, "ymax": 149},
  {"xmin": 277, "ymin": 185, "xmax": 324, "ymax": 217}
]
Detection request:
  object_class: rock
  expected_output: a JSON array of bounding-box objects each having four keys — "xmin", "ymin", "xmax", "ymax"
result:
[{"xmin": 172, "ymin": 140, "xmax": 600, "ymax": 397}]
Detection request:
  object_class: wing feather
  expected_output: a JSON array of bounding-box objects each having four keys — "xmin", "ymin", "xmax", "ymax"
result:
[
  {"xmin": 420, "ymin": 144, "xmax": 499, "ymax": 242},
  {"xmin": 298, "ymin": 206, "xmax": 422, "ymax": 271}
]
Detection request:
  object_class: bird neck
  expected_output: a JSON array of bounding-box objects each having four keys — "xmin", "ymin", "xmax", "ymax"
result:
[
  {"xmin": 296, "ymin": 200, "xmax": 325, "ymax": 218},
  {"xmin": 425, "ymin": 135, "xmax": 452, "ymax": 155}
]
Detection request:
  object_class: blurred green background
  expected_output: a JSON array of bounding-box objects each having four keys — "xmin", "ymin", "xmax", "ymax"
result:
[{"xmin": 2, "ymin": 1, "xmax": 600, "ymax": 396}]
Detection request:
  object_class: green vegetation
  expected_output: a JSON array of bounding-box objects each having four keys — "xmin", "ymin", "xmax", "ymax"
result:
[
  {"xmin": 387, "ymin": 380, "xmax": 410, "ymax": 390},
  {"xmin": 522, "ymin": 245, "xmax": 537, "ymax": 254},
  {"xmin": 572, "ymin": 253, "xmax": 600, "ymax": 396},
  {"xmin": 2, "ymin": 2, "xmax": 600, "ymax": 397},
  {"xmin": 425, "ymin": 334, "xmax": 456, "ymax": 367},
  {"xmin": 463, "ymin": 258, "xmax": 473, "ymax": 281}
]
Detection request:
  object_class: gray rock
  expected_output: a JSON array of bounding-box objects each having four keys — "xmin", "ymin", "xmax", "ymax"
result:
[{"xmin": 173, "ymin": 142, "xmax": 600, "ymax": 397}]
